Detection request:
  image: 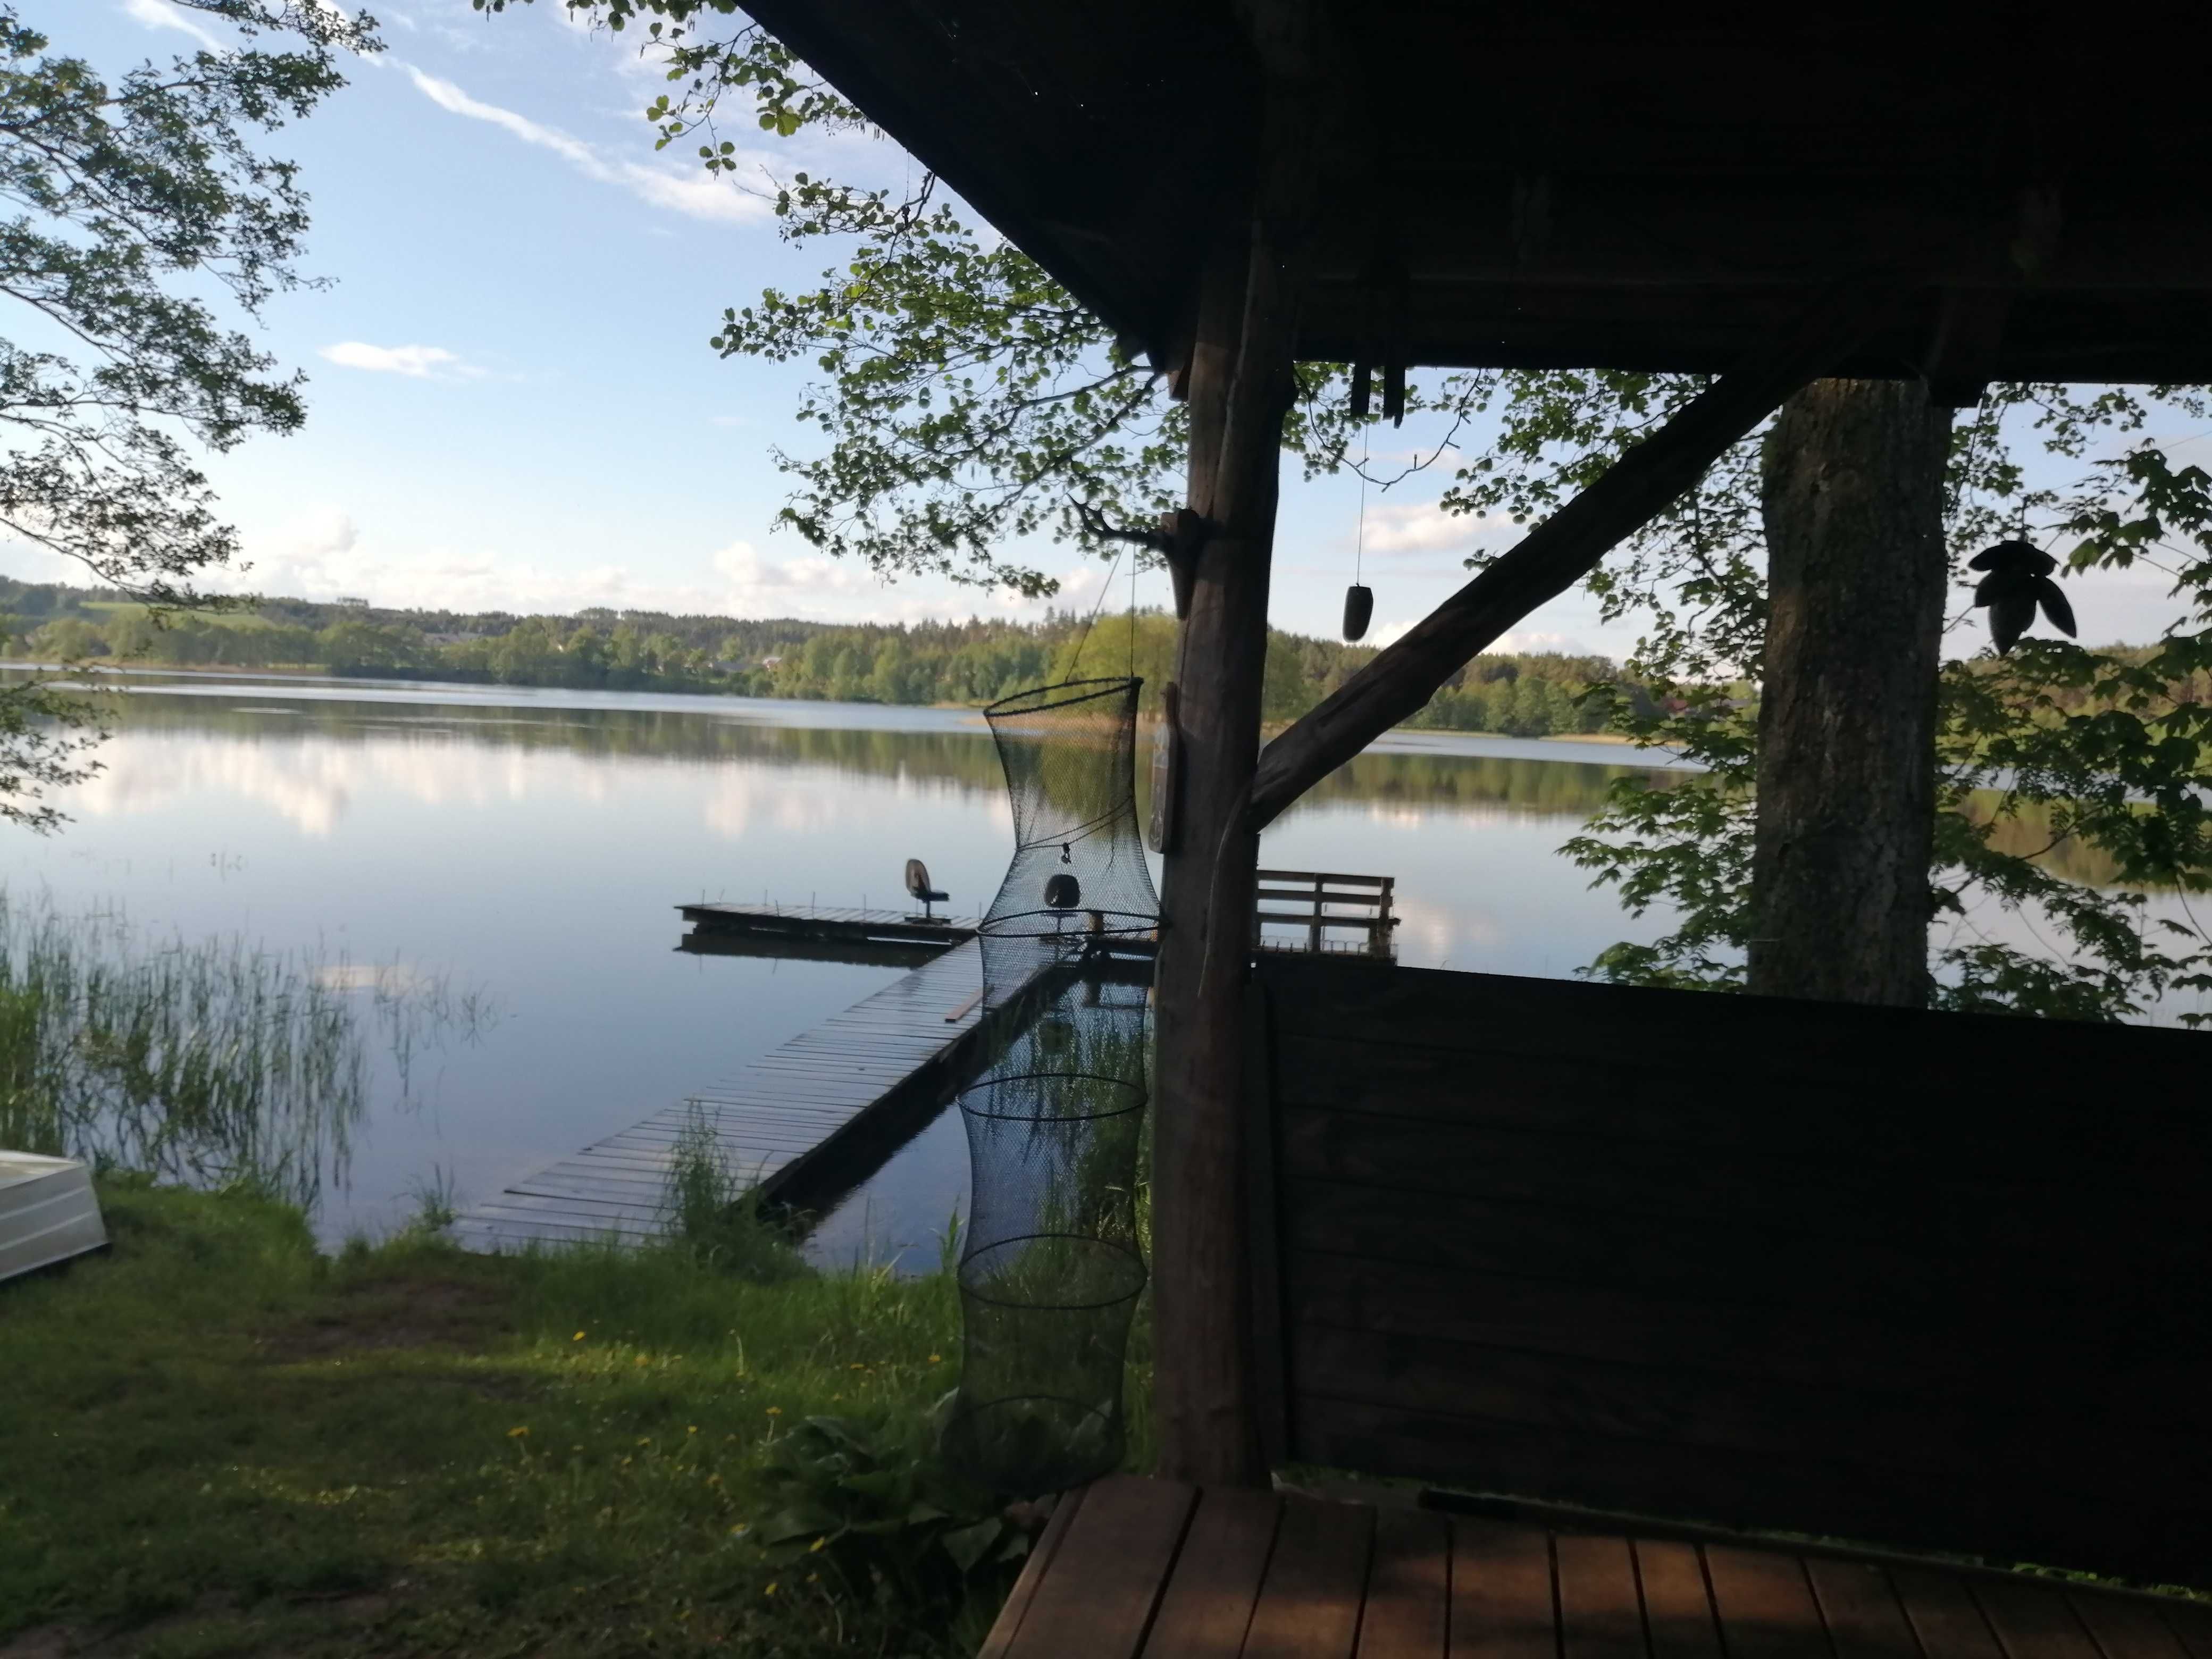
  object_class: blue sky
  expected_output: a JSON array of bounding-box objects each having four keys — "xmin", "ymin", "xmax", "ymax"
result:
[{"xmin": 9, "ymin": 1, "xmax": 2204, "ymax": 658}]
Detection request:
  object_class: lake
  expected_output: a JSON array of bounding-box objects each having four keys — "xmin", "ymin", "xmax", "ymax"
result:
[{"xmin": 3, "ymin": 671, "xmax": 2175, "ymax": 1269}]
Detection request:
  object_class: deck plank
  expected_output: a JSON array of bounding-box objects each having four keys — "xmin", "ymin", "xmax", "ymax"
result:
[
  {"xmin": 2155, "ymin": 1602, "xmax": 2212, "ymax": 1659},
  {"xmin": 1976, "ymin": 1580, "xmax": 2106, "ymax": 1659},
  {"xmin": 1140, "ymin": 1486, "xmax": 1282, "ymax": 1658},
  {"xmin": 2067, "ymin": 1593, "xmax": 2197, "ymax": 1659},
  {"xmin": 1636, "ymin": 1540, "xmax": 1723, "ymax": 1659},
  {"xmin": 1243, "ymin": 1494, "xmax": 1375, "ymax": 1659},
  {"xmin": 1806, "ymin": 1560, "xmax": 1919, "ymax": 1659},
  {"xmin": 1559, "ymin": 1534, "xmax": 1650, "ymax": 1659},
  {"xmin": 1356, "ymin": 1506, "xmax": 1451, "ymax": 1658},
  {"xmin": 1448, "ymin": 1518, "xmax": 1555, "ymax": 1659},
  {"xmin": 1704, "ymin": 1545, "xmax": 1825, "ymax": 1659},
  {"xmin": 975, "ymin": 1477, "xmax": 2212, "ymax": 1659},
  {"xmin": 1000, "ymin": 1473, "xmax": 1195, "ymax": 1659},
  {"xmin": 977, "ymin": 1486, "xmax": 1090, "ymax": 1659},
  {"xmin": 1893, "ymin": 1569, "xmax": 2009, "ymax": 1659}
]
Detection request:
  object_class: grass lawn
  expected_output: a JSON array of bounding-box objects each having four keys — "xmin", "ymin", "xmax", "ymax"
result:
[{"xmin": 0, "ymin": 1178, "xmax": 1038, "ymax": 1657}]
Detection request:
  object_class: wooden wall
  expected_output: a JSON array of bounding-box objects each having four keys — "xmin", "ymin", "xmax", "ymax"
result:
[{"xmin": 1247, "ymin": 958, "xmax": 2212, "ymax": 1585}]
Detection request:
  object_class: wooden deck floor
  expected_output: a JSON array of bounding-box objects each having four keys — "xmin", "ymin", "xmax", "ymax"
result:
[
  {"xmin": 981, "ymin": 1476, "xmax": 2212, "ymax": 1659},
  {"xmin": 449, "ymin": 939, "xmax": 983, "ymax": 1253}
]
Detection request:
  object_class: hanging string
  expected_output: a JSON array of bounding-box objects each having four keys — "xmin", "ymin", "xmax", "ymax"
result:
[
  {"xmin": 1066, "ymin": 548, "xmax": 1124, "ymax": 681},
  {"xmin": 1127, "ymin": 544, "xmax": 1138, "ymax": 677},
  {"xmin": 1355, "ymin": 432, "xmax": 1369, "ymax": 584}
]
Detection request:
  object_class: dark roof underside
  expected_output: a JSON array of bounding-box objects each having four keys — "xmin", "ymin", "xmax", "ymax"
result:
[{"xmin": 744, "ymin": 1, "xmax": 2212, "ymax": 383}]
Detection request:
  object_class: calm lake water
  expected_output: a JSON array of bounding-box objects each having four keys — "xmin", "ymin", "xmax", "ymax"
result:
[{"xmin": 8, "ymin": 671, "xmax": 2181, "ymax": 1268}]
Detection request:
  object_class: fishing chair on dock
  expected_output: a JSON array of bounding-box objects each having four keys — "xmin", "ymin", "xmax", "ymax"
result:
[{"xmin": 904, "ymin": 858, "xmax": 950, "ymax": 923}]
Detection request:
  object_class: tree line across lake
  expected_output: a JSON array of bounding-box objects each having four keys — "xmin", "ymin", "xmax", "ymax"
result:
[{"xmin": 0, "ymin": 579, "xmax": 1640, "ymax": 739}]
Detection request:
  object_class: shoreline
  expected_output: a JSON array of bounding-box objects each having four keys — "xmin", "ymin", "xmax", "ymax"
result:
[{"xmin": 4, "ymin": 660, "xmax": 1683, "ymax": 753}]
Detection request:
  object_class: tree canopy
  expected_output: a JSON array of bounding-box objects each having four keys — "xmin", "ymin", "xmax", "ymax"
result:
[{"xmin": 0, "ymin": 0, "xmax": 376, "ymax": 827}]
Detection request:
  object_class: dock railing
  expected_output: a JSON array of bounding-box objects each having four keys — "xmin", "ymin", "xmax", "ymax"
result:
[{"xmin": 1251, "ymin": 869, "xmax": 1397, "ymax": 959}]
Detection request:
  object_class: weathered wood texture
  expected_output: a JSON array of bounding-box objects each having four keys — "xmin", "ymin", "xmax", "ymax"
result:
[
  {"xmin": 981, "ymin": 1472, "xmax": 2212, "ymax": 1658},
  {"xmin": 1247, "ymin": 289, "xmax": 1881, "ymax": 831},
  {"xmin": 449, "ymin": 940, "xmax": 986, "ymax": 1253},
  {"xmin": 1248, "ymin": 956, "xmax": 2212, "ymax": 1584},
  {"xmin": 1151, "ymin": 85, "xmax": 1314, "ymax": 1483},
  {"xmin": 1749, "ymin": 379, "xmax": 1952, "ymax": 1004}
]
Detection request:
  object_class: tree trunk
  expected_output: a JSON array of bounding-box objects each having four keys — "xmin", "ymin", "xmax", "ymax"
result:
[{"xmin": 1749, "ymin": 378, "xmax": 1952, "ymax": 1007}]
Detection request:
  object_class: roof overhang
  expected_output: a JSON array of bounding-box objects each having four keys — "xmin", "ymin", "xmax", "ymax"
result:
[{"xmin": 744, "ymin": 1, "xmax": 2212, "ymax": 383}]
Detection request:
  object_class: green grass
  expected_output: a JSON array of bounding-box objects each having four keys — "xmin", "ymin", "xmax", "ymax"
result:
[{"xmin": 0, "ymin": 1178, "xmax": 1052, "ymax": 1657}]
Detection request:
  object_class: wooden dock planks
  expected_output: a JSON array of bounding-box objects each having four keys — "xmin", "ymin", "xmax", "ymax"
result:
[
  {"xmin": 450, "ymin": 939, "xmax": 984, "ymax": 1253},
  {"xmin": 981, "ymin": 1475, "xmax": 2212, "ymax": 1659}
]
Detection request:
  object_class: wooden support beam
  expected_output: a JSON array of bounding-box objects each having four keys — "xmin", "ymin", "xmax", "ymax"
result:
[
  {"xmin": 1151, "ymin": 9, "xmax": 1325, "ymax": 1486},
  {"xmin": 1245, "ymin": 287, "xmax": 1891, "ymax": 831}
]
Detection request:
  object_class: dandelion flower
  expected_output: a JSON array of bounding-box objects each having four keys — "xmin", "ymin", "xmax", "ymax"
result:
[
  {"xmin": 927, "ymin": 1354, "xmax": 942, "ymax": 1364},
  {"xmin": 507, "ymin": 1426, "xmax": 530, "ymax": 1438},
  {"xmin": 764, "ymin": 1582, "xmax": 777, "ymax": 1597},
  {"xmin": 809, "ymin": 1537, "xmax": 827, "ymax": 1553},
  {"xmin": 766, "ymin": 1406, "xmax": 781, "ymax": 1417},
  {"xmin": 573, "ymin": 1331, "xmax": 585, "ymax": 1342},
  {"xmin": 688, "ymin": 1425, "xmax": 698, "ymax": 1434},
  {"xmin": 729, "ymin": 1523, "xmax": 748, "ymax": 1536}
]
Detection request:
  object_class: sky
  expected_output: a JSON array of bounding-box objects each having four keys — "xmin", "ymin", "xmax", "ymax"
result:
[{"xmin": 9, "ymin": 0, "xmax": 2209, "ymax": 660}]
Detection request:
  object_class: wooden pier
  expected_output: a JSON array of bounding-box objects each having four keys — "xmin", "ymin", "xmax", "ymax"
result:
[
  {"xmin": 677, "ymin": 900, "xmax": 977, "ymax": 951},
  {"xmin": 449, "ymin": 939, "xmax": 986, "ymax": 1253}
]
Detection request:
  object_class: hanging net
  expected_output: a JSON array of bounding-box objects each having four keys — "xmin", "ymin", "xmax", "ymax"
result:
[{"xmin": 944, "ymin": 678, "xmax": 1158, "ymax": 1494}]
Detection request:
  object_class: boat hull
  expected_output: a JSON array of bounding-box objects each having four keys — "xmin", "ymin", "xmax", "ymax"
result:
[{"xmin": 0, "ymin": 1153, "xmax": 108, "ymax": 1283}]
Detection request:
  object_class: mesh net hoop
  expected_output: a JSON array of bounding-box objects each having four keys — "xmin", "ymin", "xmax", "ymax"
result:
[{"xmin": 944, "ymin": 677, "xmax": 1158, "ymax": 1495}]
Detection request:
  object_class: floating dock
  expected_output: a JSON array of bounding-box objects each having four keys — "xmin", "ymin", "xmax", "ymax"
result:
[
  {"xmin": 677, "ymin": 901, "xmax": 976, "ymax": 951},
  {"xmin": 450, "ymin": 938, "xmax": 987, "ymax": 1253}
]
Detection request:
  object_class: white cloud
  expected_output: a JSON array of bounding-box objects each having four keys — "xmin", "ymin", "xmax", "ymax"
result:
[
  {"xmin": 1361, "ymin": 503, "xmax": 1483, "ymax": 556},
  {"xmin": 400, "ymin": 64, "xmax": 770, "ymax": 226},
  {"xmin": 120, "ymin": 0, "xmax": 229, "ymax": 52},
  {"xmin": 1362, "ymin": 622, "xmax": 1587, "ymax": 657},
  {"xmin": 319, "ymin": 341, "xmax": 472, "ymax": 379},
  {"xmin": 282, "ymin": 507, "xmax": 359, "ymax": 562},
  {"xmin": 1494, "ymin": 630, "xmax": 1588, "ymax": 656},
  {"xmin": 1370, "ymin": 619, "xmax": 1417, "ymax": 649}
]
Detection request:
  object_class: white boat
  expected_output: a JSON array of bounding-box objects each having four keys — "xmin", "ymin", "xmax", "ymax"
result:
[{"xmin": 0, "ymin": 1153, "xmax": 108, "ymax": 1284}]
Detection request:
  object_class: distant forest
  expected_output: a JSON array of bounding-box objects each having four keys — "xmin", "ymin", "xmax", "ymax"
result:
[{"xmin": 0, "ymin": 577, "xmax": 1647, "ymax": 738}]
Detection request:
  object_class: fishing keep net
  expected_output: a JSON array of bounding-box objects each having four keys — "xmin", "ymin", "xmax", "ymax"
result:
[{"xmin": 944, "ymin": 677, "xmax": 1158, "ymax": 1494}]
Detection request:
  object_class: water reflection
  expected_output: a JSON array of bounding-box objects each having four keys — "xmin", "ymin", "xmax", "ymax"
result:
[
  {"xmin": 27, "ymin": 674, "xmax": 2172, "ymax": 1275},
  {"xmin": 86, "ymin": 685, "xmax": 1669, "ymax": 823}
]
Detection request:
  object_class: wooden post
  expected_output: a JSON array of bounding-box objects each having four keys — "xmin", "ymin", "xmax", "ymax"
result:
[
  {"xmin": 1150, "ymin": 68, "xmax": 1318, "ymax": 1479},
  {"xmin": 1150, "ymin": 228, "xmax": 1293, "ymax": 1487}
]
